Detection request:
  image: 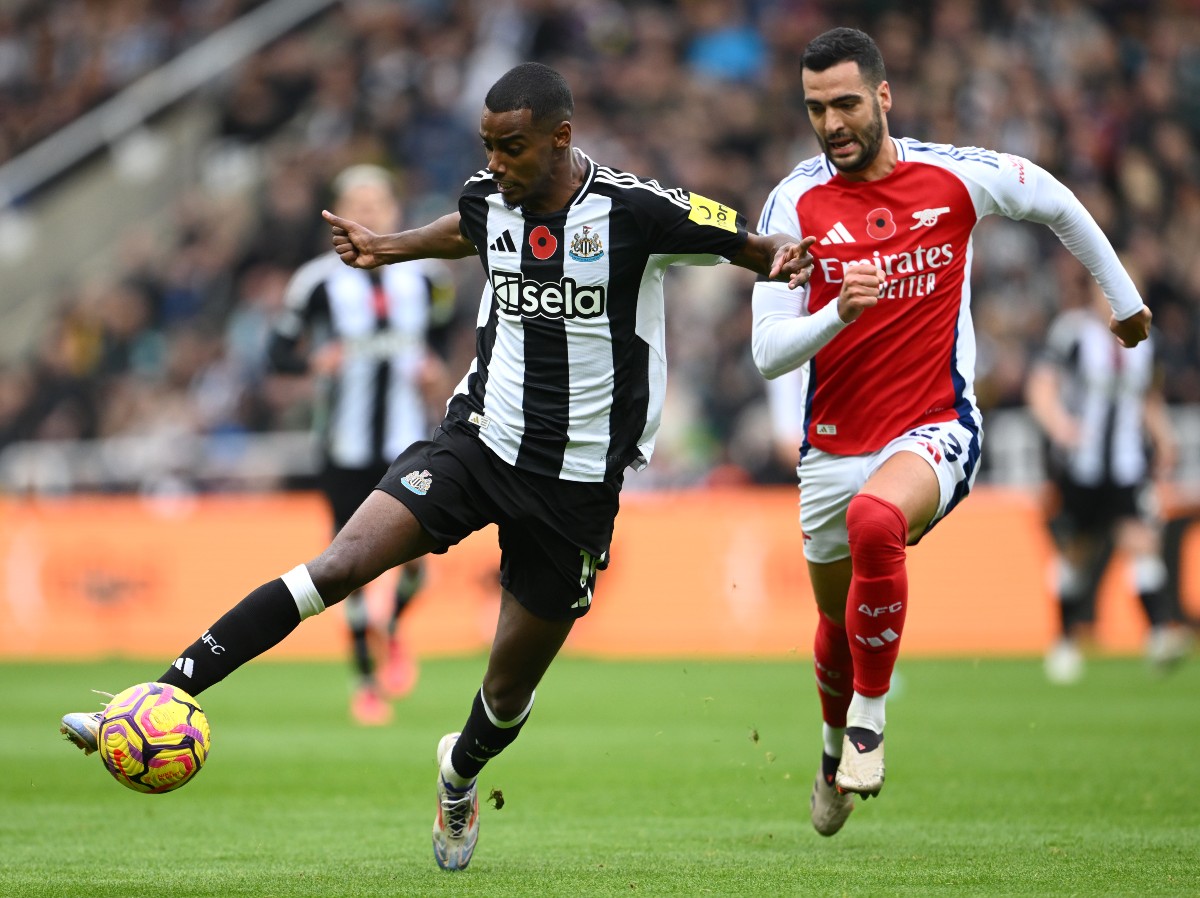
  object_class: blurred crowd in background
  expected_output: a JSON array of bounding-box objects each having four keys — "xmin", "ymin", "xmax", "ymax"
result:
[{"xmin": 1, "ymin": 0, "xmax": 1199, "ymax": 491}]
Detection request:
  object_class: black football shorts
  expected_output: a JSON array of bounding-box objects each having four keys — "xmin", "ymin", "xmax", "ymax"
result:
[
  {"xmin": 377, "ymin": 422, "xmax": 617, "ymax": 621},
  {"xmin": 1050, "ymin": 476, "xmax": 1146, "ymax": 539}
]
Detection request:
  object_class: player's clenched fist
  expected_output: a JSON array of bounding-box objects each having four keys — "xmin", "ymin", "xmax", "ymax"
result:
[
  {"xmin": 1109, "ymin": 305, "xmax": 1152, "ymax": 348},
  {"xmin": 837, "ymin": 262, "xmax": 885, "ymax": 323}
]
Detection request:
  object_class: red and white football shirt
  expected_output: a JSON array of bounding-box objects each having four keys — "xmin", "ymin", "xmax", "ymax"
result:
[{"xmin": 753, "ymin": 137, "xmax": 1143, "ymax": 458}]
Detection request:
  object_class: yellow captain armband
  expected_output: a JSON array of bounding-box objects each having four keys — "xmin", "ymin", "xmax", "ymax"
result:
[{"xmin": 687, "ymin": 192, "xmax": 738, "ymax": 233}]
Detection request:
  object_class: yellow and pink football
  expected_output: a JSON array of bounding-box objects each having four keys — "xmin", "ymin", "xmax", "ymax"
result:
[{"xmin": 98, "ymin": 682, "xmax": 211, "ymax": 794}]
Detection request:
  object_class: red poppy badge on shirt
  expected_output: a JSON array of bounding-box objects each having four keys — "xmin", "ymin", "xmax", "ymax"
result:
[
  {"xmin": 529, "ymin": 226, "xmax": 557, "ymax": 260},
  {"xmin": 865, "ymin": 208, "xmax": 897, "ymax": 240}
]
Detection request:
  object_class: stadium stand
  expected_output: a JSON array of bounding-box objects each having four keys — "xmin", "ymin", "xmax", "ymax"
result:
[{"xmin": 0, "ymin": 0, "xmax": 1198, "ymax": 493}]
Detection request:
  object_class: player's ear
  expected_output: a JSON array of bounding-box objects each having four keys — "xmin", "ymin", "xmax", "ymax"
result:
[
  {"xmin": 552, "ymin": 120, "xmax": 572, "ymax": 149},
  {"xmin": 878, "ymin": 80, "xmax": 892, "ymax": 115}
]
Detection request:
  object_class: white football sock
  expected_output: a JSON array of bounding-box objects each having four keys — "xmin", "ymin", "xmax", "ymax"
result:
[
  {"xmin": 823, "ymin": 723, "xmax": 845, "ymax": 758},
  {"xmin": 846, "ymin": 691, "xmax": 887, "ymax": 734},
  {"xmin": 281, "ymin": 565, "xmax": 325, "ymax": 620},
  {"xmin": 440, "ymin": 750, "xmax": 475, "ymax": 790}
]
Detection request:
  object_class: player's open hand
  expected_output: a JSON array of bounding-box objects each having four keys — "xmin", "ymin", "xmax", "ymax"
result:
[
  {"xmin": 769, "ymin": 236, "xmax": 816, "ymax": 289},
  {"xmin": 1110, "ymin": 305, "xmax": 1152, "ymax": 348},
  {"xmin": 323, "ymin": 210, "xmax": 382, "ymax": 269}
]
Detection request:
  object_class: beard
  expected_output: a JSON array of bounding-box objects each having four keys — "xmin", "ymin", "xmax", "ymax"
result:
[{"xmin": 825, "ymin": 99, "xmax": 885, "ymax": 173}]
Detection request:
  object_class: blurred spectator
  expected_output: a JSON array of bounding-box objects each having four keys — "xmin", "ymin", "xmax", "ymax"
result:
[{"xmin": 0, "ymin": 0, "xmax": 269, "ymax": 170}]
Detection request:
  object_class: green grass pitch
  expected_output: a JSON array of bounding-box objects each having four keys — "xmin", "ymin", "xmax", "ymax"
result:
[{"xmin": 2, "ymin": 655, "xmax": 1198, "ymax": 897}]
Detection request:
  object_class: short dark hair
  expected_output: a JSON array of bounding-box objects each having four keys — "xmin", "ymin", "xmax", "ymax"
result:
[
  {"xmin": 484, "ymin": 62, "xmax": 574, "ymax": 128},
  {"xmin": 801, "ymin": 27, "xmax": 886, "ymax": 88}
]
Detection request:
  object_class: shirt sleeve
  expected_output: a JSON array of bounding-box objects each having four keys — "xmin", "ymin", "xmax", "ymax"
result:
[
  {"xmin": 627, "ymin": 183, "xmax": 749, "ymax": 262},
  {"xmin": 1039, "ymin": 311, "xmax": 1083, "ymax": 371},
  {"xmin": 751, "ymin": 283, "xmax": 848, "ymax": 378},
  {"xmin": 457, "ymin": 177, "xmax": 492, "ymax": 252},
  {"xmin": 755, "ymin": 177, "xmax": 811, "ymax": 308},
  {"xmin": 978, "ymin": 154, "xmax": 1144, "ymax": 321},
  {"xmin": 268, "ymin": 257, "xmax": 329, "ymax": 374},
  {"xmin": 749, "ymin": 176, "xmax": 843, "ymax": 378},
  {"xmin": 419, "ymin": 259, "xmax": 459, "ymax": 361}
]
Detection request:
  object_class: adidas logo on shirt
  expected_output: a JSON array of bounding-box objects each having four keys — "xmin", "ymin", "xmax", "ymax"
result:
[
  {"xmin": 489, "ymin": 230, "xmax": 517, "ymax": 253},
  {"xmin": 819, "ymin": 222, "xmax": 856, "ymax": 245}
]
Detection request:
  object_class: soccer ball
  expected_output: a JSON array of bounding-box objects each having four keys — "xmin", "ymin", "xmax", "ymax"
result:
[{"xmin": 98, "ymin": 682, "xmax": 211, "ymax": 794}]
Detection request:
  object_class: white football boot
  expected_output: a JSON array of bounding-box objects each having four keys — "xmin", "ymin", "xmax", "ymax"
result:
[
  {"xmin": 836, "ymin": 727, "xmax": 885, "ymax": 797},
  {"xmin": 432, "ymin": 733, "xmax": 480, "ymax": 870},
  {"xmin": 1044, "ymin": 638, "xmax": 1084, "ymax": 685},
  {"xmin": 1147, "ymin": 625, "xmax": 1193, "ymax": 672},
  {"xmin": 810, "ymin": 766, "xmax": 854, "ymax": 836},
  {"xmin": 60, "ymin": 712, "xmax": 102, "ymax": 755},
  {"xmin": 60, "ymin": 691, "xmax": 114, "ymax": 755}
]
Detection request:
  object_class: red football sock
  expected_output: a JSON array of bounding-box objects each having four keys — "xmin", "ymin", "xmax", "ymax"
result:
[
  {"xmin": 813, "ymin": 612, "xmax": 853, "ymax": 727},
  {"xmin": 844, "ymin": 493, "xmax": 909, "ymax": 698}
]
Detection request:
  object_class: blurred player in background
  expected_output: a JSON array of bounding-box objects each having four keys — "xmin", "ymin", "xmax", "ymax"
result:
[
  {"xmin": 267, "ymin": 164, "xmax": 456, "ymax": 725},
  {"xmin": 1026, "ymin": 283, "xmax": 1192, "ymax": 684},
  {"xmin": 62, "ymin": 63, "xmax": 815, "ymax": 870},
  {"xmin": 751, "ymin": 27, "xmax": 1152, "ymax": 837}
]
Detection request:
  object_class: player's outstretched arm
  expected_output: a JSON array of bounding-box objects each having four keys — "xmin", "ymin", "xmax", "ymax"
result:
[
  {"xmin": 322, "ymin": 210, "xmax": 477, "ymax": 269},
  {"xmin": 734, "ymin": 234, "xmax": 816, "ymax": 289},
  {"xmin": 1002, "ymin": 158, "xmax": 1150, "ymax": 346}
]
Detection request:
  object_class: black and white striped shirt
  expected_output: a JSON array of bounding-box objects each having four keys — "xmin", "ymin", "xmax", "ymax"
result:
[
  {"xmin": 448, "ymin": 149, "xmax": 749, "ymax": 482},
  {"xmin": 1041, "ymin": 308, "xmax": 1157, "ymax": 487},
  {"xmin": 269, "ymin": 253, "xmax": 454, "ymax": 469}
]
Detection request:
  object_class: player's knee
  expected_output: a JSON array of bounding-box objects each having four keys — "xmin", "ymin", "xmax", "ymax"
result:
[
  {"xmin": 846, "ymin": 494, "xmax": 908, "ymax": 566},
  {"xmin": 307, "ymin": 546, "xmax": 371, "ymax": 605}
]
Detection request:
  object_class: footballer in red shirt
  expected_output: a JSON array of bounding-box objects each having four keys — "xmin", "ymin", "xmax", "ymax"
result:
[{"xmin": 752, "ymin": 26, "xmax": 1152, "ymax": 836}]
